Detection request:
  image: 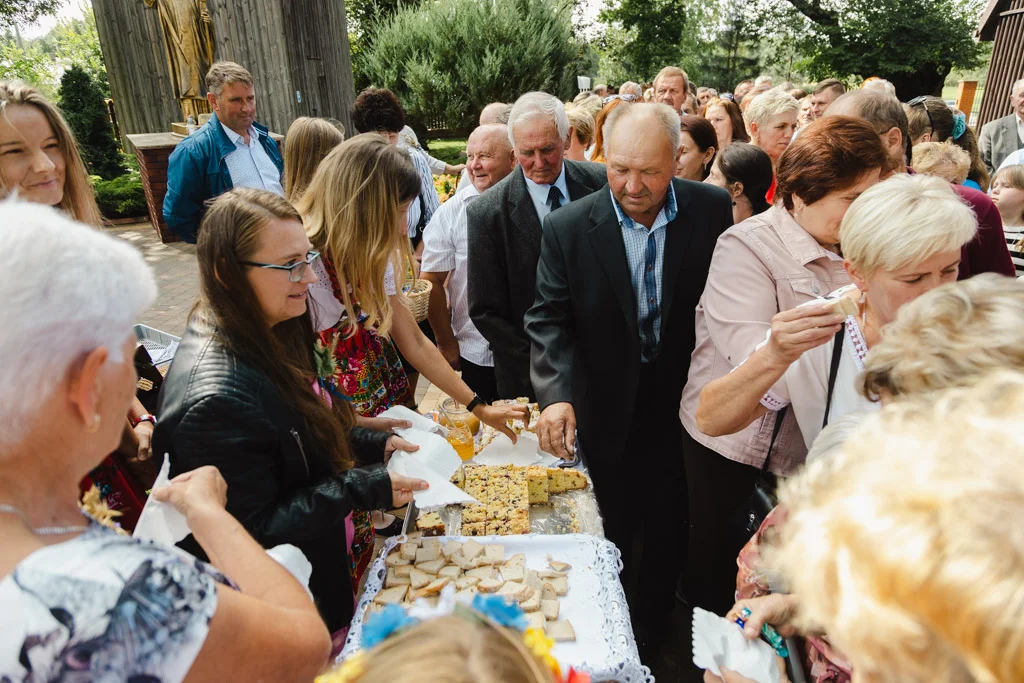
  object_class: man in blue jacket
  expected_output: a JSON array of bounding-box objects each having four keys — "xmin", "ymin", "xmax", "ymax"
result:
[{"xmin": 163, "ymin": 61, "xmax": 284, "ymax": 243}]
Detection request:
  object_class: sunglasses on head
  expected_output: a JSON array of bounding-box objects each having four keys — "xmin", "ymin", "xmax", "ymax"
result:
[
  {"xmin": 603, "ymin": 94, "xmax": 638, "ymax": 104},
  {"xmin": 907, "ymin": 96, "xmax": 936, "ymax": 132}
]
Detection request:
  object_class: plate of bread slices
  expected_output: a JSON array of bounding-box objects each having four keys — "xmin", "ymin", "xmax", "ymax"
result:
[{"xmin": 343, "ymin": 533, "xmax": 649, "ymax": 682}]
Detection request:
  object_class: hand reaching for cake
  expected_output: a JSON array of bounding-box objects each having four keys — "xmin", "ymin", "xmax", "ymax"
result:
[
  {"xmin": 536, "ymin": 402, "xmax": 576, "ymax": 459},
  {"xmin": 474, "ymin": 402, "xmax": 530, "ymax": 444}
]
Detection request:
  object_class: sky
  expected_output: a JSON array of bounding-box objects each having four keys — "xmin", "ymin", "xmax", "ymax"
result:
[{"xmin": 20, "ymin": 0, "xmax": 85, "ymax": 39}]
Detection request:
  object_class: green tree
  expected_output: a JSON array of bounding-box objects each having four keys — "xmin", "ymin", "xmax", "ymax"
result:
[
  {"xmin": 50, "ymin": 4, "xmax": 108, "ymax": 96},
  {"xmin": 597, "ymin": 0, "xmax": 688, "ymax": 81},
  {"xmin": 360, "ymin": 0, "xmax": 585, "ymax": 134},
  {"xmin": 781, "ymin": 0, "xmax": 986, "ymax": 98},
  {"xmin": 58, "ymin": 65, "xmax": 124, "ymax": 180},
  {"xmin": 0, "ymin": 0, "xmax": 61, "ymax": 30},
  {"xmin": 0, "ymin": 37, "xmax": 55, "ymax": 98}
]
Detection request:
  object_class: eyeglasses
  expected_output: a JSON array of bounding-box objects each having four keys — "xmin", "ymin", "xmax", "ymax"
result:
[
  {"xmin": 603, "ymin": 94, "xmax": 638, "ymax": 104},
  {"xmin": 240, "ymin": 250, "xmax": 320, "ymax": 283},
  {"xmin": 907, "ymin": 96, "xmax": 936, "ymax": 133}
]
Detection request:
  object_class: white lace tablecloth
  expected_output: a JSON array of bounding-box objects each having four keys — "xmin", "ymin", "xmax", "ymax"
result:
[{"xmin": 343, "ymin": 534, "xmax": 653, "ymax": 682}]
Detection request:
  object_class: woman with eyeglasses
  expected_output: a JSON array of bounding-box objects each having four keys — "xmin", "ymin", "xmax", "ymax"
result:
[{"xmin": 152, "ymin": 188, "xmax": 429, "ymax": 644}]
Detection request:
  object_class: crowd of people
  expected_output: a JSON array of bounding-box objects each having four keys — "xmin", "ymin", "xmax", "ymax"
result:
[{"xmin": 2, "ymin": 57, "xmax": 1024, "ymax": 683}]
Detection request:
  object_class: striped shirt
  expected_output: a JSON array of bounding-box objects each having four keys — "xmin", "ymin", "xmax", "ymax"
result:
[
  {"xmin": 1004, "ymin": 225, "xmax": 1024, "ymax": 278},
  {"xmin": 610, "ymin": 187, "xmax": 679, "ymax": 362},
  {"xmin": 419, "ymin": 183, "xmax": 493, "ymax": 366},
  {"xmin": 401, "ymin": 145, "xmax": 440, "ymax": 239}
]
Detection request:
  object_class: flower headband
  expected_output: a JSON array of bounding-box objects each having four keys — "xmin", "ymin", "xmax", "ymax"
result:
[{"xmin": 317, "ymin": 588, "xmax": 590, "ymax": 683}]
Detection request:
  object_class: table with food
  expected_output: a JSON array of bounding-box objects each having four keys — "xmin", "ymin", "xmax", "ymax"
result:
[{"xmin": 336, "ymin": 397, "xmax": 651, "ymax": 682}]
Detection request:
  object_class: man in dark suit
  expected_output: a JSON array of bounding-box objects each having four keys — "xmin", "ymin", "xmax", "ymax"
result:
[
  {"xmin": 979, "ymin": 77, "xmax": 1024, "ymax": 175},
  {"xmin": 467, "ymin": 92, "xmax": 606, "ymax": 399},
  {"xmin": 525, "ymin": 103, "xmax": 733, "ymax": 660}
]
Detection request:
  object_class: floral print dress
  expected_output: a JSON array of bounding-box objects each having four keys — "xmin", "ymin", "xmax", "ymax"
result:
[{"xmin": 310, "ymin": 254, "xmax": 412, "ymax": 592}]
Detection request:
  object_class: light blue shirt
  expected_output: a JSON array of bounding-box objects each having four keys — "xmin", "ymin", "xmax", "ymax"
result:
[
  {"xmin": 401, "ymin": 145, "xmax": 440, "ymax": 239},
  {"xmin": 523, "ymin": 164, "xmax": 569, "ymax": 223},
  {"xmin": 610, "ymin": 187, "xmax": 679, "ymax": 363},
  {"xmin": 219, "ymin": 122, "xmax": 283, "ymax": 196}
]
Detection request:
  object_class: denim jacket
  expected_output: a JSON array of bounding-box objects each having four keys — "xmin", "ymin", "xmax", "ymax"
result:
[{"xmin": 162, "ymin": 112, "xmax": 283, "ymax": 243}]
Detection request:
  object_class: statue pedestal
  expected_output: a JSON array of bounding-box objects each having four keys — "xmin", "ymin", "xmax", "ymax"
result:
[{"xmin": 127, "ymin": 132, "xmax": 181, "ymax": 243}]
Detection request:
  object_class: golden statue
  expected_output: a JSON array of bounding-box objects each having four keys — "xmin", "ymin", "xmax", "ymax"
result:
[{"xmin": 144, "ymin": 0, "xmax": 214, "ymax": 120}]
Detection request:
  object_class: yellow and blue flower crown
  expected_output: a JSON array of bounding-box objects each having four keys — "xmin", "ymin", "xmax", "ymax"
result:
[{"xmin": 317, "ymin": 592, "xmax": 589, "ymax": 683}]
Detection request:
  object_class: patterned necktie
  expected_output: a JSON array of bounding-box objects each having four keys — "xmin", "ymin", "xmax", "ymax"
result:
[{"xmin": 547, "ymin": 185, "xmax": 563, "ymax": 212}]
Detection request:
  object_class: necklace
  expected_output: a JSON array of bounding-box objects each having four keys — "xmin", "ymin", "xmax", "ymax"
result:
[{"xmin": 0, "ymin": 504, "xmax": 87, "ymax": 536}]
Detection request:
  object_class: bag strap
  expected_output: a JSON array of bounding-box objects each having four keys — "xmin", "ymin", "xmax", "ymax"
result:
[
  {"xmin": 822, "ymin": 323, "xmax": 847, "ymax": 429},
  {"xmin": 761, "ymin": 406, "xmax": 787, "ymax": 473}
]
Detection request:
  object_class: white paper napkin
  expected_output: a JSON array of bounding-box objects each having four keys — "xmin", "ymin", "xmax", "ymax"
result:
[
  {"xmin": 379, "ymin": 405, "xmax": 447, "ymax": 437},
  {"xmin": 692, "ymin": 607, "xmax": 781, "ymax": 683},
  {"xmin": 387, "ymin": 428, "xmax": 479, "ymax": 509},
  {"xmin": 133, "ymin": 453, "xmax": 191, "ymax": 547},
  {"xmin": 472, "ymin": 431, "xmax": 543, "ymax": 467}
]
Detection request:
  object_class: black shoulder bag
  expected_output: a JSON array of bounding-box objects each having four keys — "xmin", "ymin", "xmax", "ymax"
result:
[{"xmin": 822, "ymin": 324, "xmax": 846, "ymax": 430}]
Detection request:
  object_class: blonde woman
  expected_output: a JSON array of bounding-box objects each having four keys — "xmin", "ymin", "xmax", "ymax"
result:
[
  {"xmin": 911, "ymin": 140, "xmax": 971, "ymax": 185},
  {"xmin": 744, "ymin": 89, "xmax": 800, "ymax": 202},
  {"xmin": 768, "ymin": 371, "xmax": 1024, "ymax": 683},
  {"xmin": 990, "ymin": 165, "xmax": 1024, "ymax": 276},
  {"xmin": 697, "ymin": 173, "xmax": 977, "ymax": 449},
  {"xmin": 298, "ymin": 133, "xmax": 528, "ymax": 456},
  {"xmin": 283, "ymin": 116, "xmax": 345, "ymax": 204},
  {"xmin": 0, "ymin": 79, "xmax": 102, "ymax": 226}
]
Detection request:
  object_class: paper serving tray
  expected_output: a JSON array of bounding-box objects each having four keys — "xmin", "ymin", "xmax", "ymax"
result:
[{"xmin": 342, "ymin": 534, "xmax": 651, "ymax": 683}]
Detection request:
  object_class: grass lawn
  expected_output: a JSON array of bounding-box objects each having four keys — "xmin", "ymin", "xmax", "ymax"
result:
[
  {"xmin": 942, "ymin": 85, "xmax": 984, "ymax": 109},
  {"xmin": 426, "ymin": 138, "xmax": 468, "ymax": 166}
]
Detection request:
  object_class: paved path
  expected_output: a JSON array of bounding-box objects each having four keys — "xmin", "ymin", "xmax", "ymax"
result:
[{"xmin": 106, "ymin": 221, "xmax": 198, "ymax": 338}]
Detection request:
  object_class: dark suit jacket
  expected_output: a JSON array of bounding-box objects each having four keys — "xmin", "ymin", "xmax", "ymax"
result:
[
  {"xmin": 525, "ymin": 178, "xmax": 733, "ymax": 467},
  {"xmin": 979, "ymin": 113, "xmax": 1024, "ymax": 176},
  {"xmin": 467, "ymin": 160, "xmax": 607, "ymax": 399}
]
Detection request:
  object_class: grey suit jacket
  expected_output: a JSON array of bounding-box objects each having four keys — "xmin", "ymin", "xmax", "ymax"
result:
[
  {"xmin": 980, "ymin": 113, "xmax": 1024, "ymax": 176},
  {"xmin": 467, "ymin": 160, "xmax": 607, "ymax": 399}
]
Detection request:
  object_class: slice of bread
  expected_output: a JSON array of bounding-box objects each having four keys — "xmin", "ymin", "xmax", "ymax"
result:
[
  {"xmin": 414, "ymin": 577, "xmax": 450, "ymax": 598},
  {"xmin": 541, "ymin": 599, "xmax": 560, "ymax": 620},
  {"xmin": 409, "ymin": 568, "xmax": 432, "ymax": 589},
  {"xmin": 501, "ymin": 565, "xmax": 525, "ymax": 583},
  {"xmin": 498, "ymin": 581, "xmax": 530, "ymax": 602},
  {"xmin": 544, "ymin": 576, "xmax": 568, "ymax": 596},
  {"xmin": 374, "ymin": 585, "xmax": 408, "ymax": 605},
  {"xmin": 520, "ymin": 588, "xmax": 541, "ymax": 612},
  {"xmin": 477, "ymin": 578, "xmax": 504, "ymax": 593},
  {"xmin": 546, "ymin": 619, "xmax": 575, "ymax": 642},
  {"xmin": 385, "ymin": 568, "xmax": 412, "ymax": 588},
  {"xmin": 462, "ymin": 539, "xmax": 484, "ymax": 561},
  {"xmin": 399, "ymin": 542, "xmax": 419, "ymax": 560},
  {"xmin": 395, "ymin": 564, "xmax": 414, "ymax": 577},
  {"xmin": 455, "ymin": 576, "xmax": 481, "ymax": 590},
  {"xmin": 547, "ymin": 559, "xmax": 572, "ymax": 573},
  {"xmin": 439, "ymin": 565, "xmax": 462, "ymax": 580},
  {"xmin": 416, "ymin": 559, "xmax": 446, "ymax": 575},
  {"xmin": 466, "ymin": 566, "xmax": 495, "ymax": 580},
  {"xmin": 525, "ymin": 611, "xmax": 546, "ymax": 631},
  {"xmin": 441, "ymin": 540, "xmax": 463, "ymax": 558},
  {"xmin": 483, "ymin": 544, "xmax": 505, "ymax": 564},
  {"xmin": 415, "ymin": 546, "xmax": 440, "ymax": 564},
  {"xmin": 386, "ymin": 552, "xmax": 412, "ymax": 567}
]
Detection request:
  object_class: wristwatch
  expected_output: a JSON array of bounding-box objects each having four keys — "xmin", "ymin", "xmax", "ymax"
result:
[{"xmin": 466, "ymin": 394, "xmax": 487, "ymax": 412}]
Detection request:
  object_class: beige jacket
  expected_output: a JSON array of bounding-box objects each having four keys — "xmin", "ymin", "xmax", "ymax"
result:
[{"xmin": 678, "ymin": 205, "xmax": 849, "ymax": 475}]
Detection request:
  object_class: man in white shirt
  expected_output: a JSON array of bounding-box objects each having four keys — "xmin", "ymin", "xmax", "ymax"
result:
[
  {"xmin": 980, "ymin": 77, "xmax": 1024, "ymax": 175},
  {"xmin": 164, "ymin": 62, "xmax": 283, "ymax": 242},
  {"xmin": 420, "ymin": 124, "xmax": 516, "ymax": 401}
]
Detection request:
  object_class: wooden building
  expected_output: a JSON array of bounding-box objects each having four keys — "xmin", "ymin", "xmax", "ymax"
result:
[
  {"xmin": 977, "ymin": 0, "xmax": 1024, "ymax": 128},
  {"xmin": 93, "ymin": 0, "xmax": 357, "ymax": 142}
]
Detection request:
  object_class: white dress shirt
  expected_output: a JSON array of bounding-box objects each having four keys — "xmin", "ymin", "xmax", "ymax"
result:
[
  {"xmin": 523, "ymin": 164, "xmax": 569, "ymax": 223},
  {"xmin": 401, "ymin": 145, "xmax": 440, "ymax": 238},
  {"xmin": 219, "ymin": 122, "xmax": 283, "ymax": 196},
  {"xmin": 1018, "ymin": 113, "xmax": 1024, "ymax": 146},
  {"xmin": 419, "ymin": 182, "xmax": 493, "ymax": 366}
]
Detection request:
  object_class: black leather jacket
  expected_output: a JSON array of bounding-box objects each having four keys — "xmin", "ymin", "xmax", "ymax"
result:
[{"xmin": 152, "ymin": 317, "xmax": 393, "ymax": 632}]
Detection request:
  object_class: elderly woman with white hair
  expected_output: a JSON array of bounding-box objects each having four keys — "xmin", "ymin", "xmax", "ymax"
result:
[
  {"xmin": 0, "ymin": 201, "xmax": 331, "ymax": 681},
  {"xmin": 744, "ymin": 89, "xmax": 800, "ymax": 202},
  {"xmin": 709, "ymin": 371, "xmax": 1024, "ymax": 683},
  {"xmin": 697, "ymin": 173, "xmax": 978, "ymax": 449}
]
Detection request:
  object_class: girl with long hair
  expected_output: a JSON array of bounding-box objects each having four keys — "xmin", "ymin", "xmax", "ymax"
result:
[
  {"xmin": 297, "ymin": 134, "xmax": 527, "ymax": 456},
  {"xmin": 153, "ymin": 188, "xmax": 427, "ymax": 643},
  {"xmin": 0, "ymin": 79, "xmax": 102, "ymax": 226}
]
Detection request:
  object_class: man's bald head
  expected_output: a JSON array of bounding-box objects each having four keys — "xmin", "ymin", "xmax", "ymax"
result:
[
  {"xmin": 824, "ymin": 89, "xmax": 910, "ymax": 170},
  {"xmin": 466, "ymin": 123, "xmax": 515, "ymax": 191},
  {"xmin": 479, "ymin": 102, "xmax": 512, "ymax": 125}
]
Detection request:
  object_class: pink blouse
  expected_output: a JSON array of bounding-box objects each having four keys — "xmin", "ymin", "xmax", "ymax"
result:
[{"xmin": 678, "ymin": 205, "xmax": 850, "ymax": 475}]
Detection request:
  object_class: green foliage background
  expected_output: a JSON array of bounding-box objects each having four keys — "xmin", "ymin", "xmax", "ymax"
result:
[{"xmin": 58, "ymin": 64, "xmax": 125, "ymax": 180}]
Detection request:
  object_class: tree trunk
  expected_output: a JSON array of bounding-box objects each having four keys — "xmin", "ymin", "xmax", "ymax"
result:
[{"xmin": 887, "ymin": 66, "xmax": 949, "ymax": 101}]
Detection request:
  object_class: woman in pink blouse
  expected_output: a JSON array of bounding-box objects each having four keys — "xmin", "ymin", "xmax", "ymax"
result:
[{"xmin": 677, "ymin": 116, "xmax": 889, "ymax": 615}]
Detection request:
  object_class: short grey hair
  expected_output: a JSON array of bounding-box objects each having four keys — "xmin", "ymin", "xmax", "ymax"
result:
[
  {"xmin": 206, "ymin": 61, "xmax": 254, "ymax": 97},
  {"xmin": 0, "ymin": 201, "xmax": 156, "ymax": 447},
  {"xmin": 507, "ymin": 92, "xmax": 570, "ymax": 147},
  {"xmin": 744, "ymin": 88, "xmax": 800, "ymax": 128},
  {"xmin": 620, "ymin": 81, "xmax": 643, "ymax": 98},
  {"xmin": 1013, "ymin": 78, "xmax": 1024, "ymax": 96},
  {"xmin": 601, "ymin": 102, "xmax": 681, "ymax": 159}
]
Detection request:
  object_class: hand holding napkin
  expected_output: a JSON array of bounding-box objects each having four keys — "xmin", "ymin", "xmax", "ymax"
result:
[{"xmin": 692, "ymin": 607, "xmax": 782, "ymax": 683}]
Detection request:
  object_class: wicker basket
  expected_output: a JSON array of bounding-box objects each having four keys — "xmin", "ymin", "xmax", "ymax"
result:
[{"xmin": 403, "ymin": 278, "xmax": 433, "ymax": 323}]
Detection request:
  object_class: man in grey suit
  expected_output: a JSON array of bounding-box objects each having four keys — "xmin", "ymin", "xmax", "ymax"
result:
[
  {"xmin": 980, "ymin": 77, "xmax": 1024, "ymax": 175},
  {"xmin": 467, "ymin": 92, "xmax": 606, "ymax": 399}
]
